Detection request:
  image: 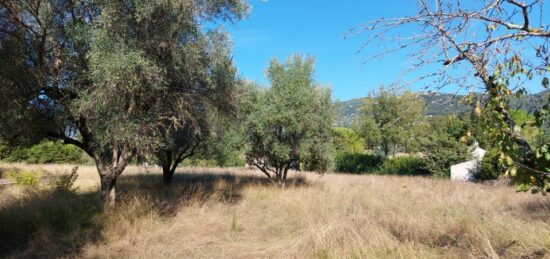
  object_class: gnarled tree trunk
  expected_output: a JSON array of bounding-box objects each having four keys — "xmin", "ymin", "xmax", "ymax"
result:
[
  {"xmin": 99, "ymin": 173, "xmax": 117, "ymax": 207},
  {"xmin": 93, "ymin": 147, "xmax": 132, "ymax": 207},
  {"xmin": 158, "ymin": 145, "xmax": 198, "ymax": 186}
]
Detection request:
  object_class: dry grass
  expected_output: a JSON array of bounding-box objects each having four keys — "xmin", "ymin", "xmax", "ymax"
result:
[{"xmin": 0, "ymin": 162, "xmax": 549, "ymax": 258}]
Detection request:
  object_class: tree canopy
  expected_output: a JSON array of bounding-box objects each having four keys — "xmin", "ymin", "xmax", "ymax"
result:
[
  {"xmin": 359, "ymin": 87, "xmax": 426, "ymax": 157},
  {"xmin": 0, "ymin": 0, "xmax": 247, "ymax": 205},
  {"xmin": 244, "ymin": 55, "xmax": 334, "ymax": 182}
]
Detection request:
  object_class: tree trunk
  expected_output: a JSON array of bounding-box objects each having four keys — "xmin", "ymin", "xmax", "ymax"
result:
[
  {"xmin": 100, "ymin": 174, "xmax": 117, "ymax": 207},
  {"xmin": 162, "ymin": 166, "xmax": 175, "ymax": 186},
  {"xmin": 94, "ymin": 149, "xmax": 132, "ymax": 207}
]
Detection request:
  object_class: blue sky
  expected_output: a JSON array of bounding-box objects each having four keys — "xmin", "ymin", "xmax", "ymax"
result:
[
  {"xmin": 224, "ymin": 0, "xmax": 424, "ymax": 101},
  {"xmin": 223, "ymin": 0, "xmax": 549, "ymax": 101}
]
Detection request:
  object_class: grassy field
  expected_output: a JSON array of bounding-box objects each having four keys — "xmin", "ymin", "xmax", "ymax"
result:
[{"xmin": 0, "ymin": 162, "xmax": 549, "ymax": 258}]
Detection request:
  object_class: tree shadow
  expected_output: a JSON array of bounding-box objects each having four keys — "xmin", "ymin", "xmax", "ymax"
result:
[
  {"xmin": 0, "ymin": 189, "xmax": 104, "ymax": 258},
  {"xmin": 518, "ymin": 198, "xmax": 550, "ymax": 222},
  {"xmin": 0, "ymin": 169, "xmax": 309, "ymax": 257},
  {"xmin": 117, "ymin": 171, "xmax": 309, "ymax": 217}
]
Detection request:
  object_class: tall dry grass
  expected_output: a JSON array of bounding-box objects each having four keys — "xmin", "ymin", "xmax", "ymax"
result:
[{"xmin": 0, "ymin": 162, "xmax": 549, "ymax": 258}]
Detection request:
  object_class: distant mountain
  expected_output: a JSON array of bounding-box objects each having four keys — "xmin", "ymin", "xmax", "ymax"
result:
[{"xmin": 335, "ymin": 90, "xmax": 550, "ymax": 128}]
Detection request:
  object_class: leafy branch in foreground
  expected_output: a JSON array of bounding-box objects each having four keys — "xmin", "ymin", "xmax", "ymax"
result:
[{"xmin": 353, "ymin": 0, "xmax": 550, "ymax": 192}]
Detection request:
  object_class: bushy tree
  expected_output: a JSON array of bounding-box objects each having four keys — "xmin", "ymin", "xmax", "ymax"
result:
[
  {"xmin": 333, "ymin": 127, "xmax": 365, "ymax": 155},
  {"xmin": 244, "ymin": 56, "xmax": 334, "ymax": 182},
  {"xmin": 155, "ymin": 30, "xmax": 240, "ymax": 186},
  {"xmin": 359, "ymin": 87, "xmax": 426, "ymax": 157},
  {"xmin": 421, "ymin": 133, "xmax": 470, "ymax": 177},
  {"xmin": 0, "ymin": 0, "xmax": 247, "ymax": 205}
]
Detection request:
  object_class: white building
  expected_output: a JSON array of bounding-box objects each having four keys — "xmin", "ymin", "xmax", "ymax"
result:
[{"xmin": 450, "ymin": 142, "xmax": 486, "ymax": 182}]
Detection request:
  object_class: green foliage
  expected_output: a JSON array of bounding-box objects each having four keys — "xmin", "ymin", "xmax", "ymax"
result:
[
  {"xmin": 510, "ymin": 109, "xmax": 539, "ymax": 142},
  {"xmin": 3, "ymin": 147, "xmax": 30, "ymax": 163},
  {"xmin": 379, "ymin": 156, "xmax": 429, "ymax": 176},
  {"xmin": 208, "ymin": 131, "xmax": 246, "ymax": 167},
  {"xmin": 244, "ymin": 56, "xmax": 334, "ymax": 179},
  {"xmin": 420, "ymin": 133, "xmax": 471, "ymax": 177},
  {"xmin": 479, "ymin": 149, "xmax": 504, "ymax": 180},
  {"xmin": 3, "ymin": 141, "xmax": 84, "ymax": 164},
  {"xmin": 439, "ymin": 113, "xmax": 488, "ymax": 148},
  {"xmin": 204, "ymin": 112, "xmax": 248, "ymax": 168},
  {"xmin": 359, "ymin": 87, "xmax": 426, "ymax": 157},
  {"xmin": 481, "ymin": 59, "xmax": 550, "ymax": 194},
  {"xmin": 53, "ymin": 167, "xmax": 79, "ymax": 193},
  {"xmin": 5, "ymin": 169, "xmax": 42, "ymax": 187},
  {"xmin": 334, "ymin": 153, "xmax": 383, "ymax": 174},
  {"xmin": 0, "ymin": 0, "xmax": 248, "ymax": 202},
  {"xmin": 333, "ymin": 127, "xmax": 366, "ymax": 155},
  {"xmin": 0, "ymin": 139, "xmax": 10, "ymax": 160}
]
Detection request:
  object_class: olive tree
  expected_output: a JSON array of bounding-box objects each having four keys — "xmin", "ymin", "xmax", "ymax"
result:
[
  {"xmin": 155, "ymin": 31, "xmax": 240, "ymax": 186},
  {"xmin": 0, "ymin": 0, "xmax": 247, "ymax": 205},
  {"xmin": 359, "ymin": 87, "xmax": 426, "ymax": 157},
  {"xmin": 244, "ymin": 55, "xmax": 334, "ymax": 182}
]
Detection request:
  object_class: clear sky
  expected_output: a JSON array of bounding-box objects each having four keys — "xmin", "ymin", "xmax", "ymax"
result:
[
  {"xmin": 226, "ymin": 0, "xmax": 416, "ymax": 100},
  {"xmin": 224, "ymin": 0, "xmax": 549, "ymax": 101},
  {"xmin": 224, "ymin": 0, "xmax": 427, "ymax": 101}
]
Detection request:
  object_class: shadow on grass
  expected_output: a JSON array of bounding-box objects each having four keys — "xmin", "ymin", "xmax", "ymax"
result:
[
  {"xmin": 117, "ymin": 172, "xmax": 308, "ymax": 217},
  {"xmin": 0, "ymin": 170, "xmax": 308, "ymax": 257},
  {"xmin": 518, "ymin": 198, "xmax": 550, "ymax": 222},
  {"xmin": 0, "ymin": 190, "xmax": 103, "ymax": 258}
]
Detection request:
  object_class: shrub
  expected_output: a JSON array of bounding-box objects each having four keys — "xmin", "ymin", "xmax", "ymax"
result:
[
  {"xmin": 53, "ymin": 167, "xmax": 79, "ymax": 193},
  {"xmin": 0, "ymin": 139, "xmax": 11, "ymax": 160},
  {"xmin": 334, "ymin": 153, "xmax": 383, "ymax": 174},
  {"xmin": 5, "ymin": 169, "xmax": 42, "ymax": 187},
  {"xmin": 420, "ymin": 133, "xmax": 470, "ymax": 177},
  {"xmin": 4, "ymin": 140, "xmax": 84, "ymax": 164},
  {"xmin": 478, "ymin": 148, "xmax": 503, "ymax": 180},
  {"xmin": 4, "ymin": 147, "xmax": 30, "ymax": 162},
  {"xmin": 379, "ymin": 156, "xmax": 429, "ymax": 176},
  {"xmin": 333, "ymin": 127, "xmax": 366, "ymax": 154}
]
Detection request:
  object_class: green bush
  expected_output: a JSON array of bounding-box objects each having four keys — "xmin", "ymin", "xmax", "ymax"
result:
[
  {"xmin": 0, "ymin": 139, "xmax": 11, "ymax": 160},
  {"xmin": 4, "ymin": 140, "xmax": 84, "ymax": 164},
  {"xmin": 5, "ymin": 169, "xmax": 42, "ymax": 187},
  {"xmin": 4, "ymin": 147, "xmax": 30, "ymax": 162},
  {"xmin": 334, "ymin": 153, "xmax": 383, "ymax": 174},
  {"xmin": 379, "ymin": 156, "xmax": 429, "ymax": 176},
  {"xmin": 479, "ymin": 148, "xmax": 503, "ymax": 180},
  {"xmin": 421, "ymin": 133, "xmax": 470, "ymax": 177},
  {"xmin": 53, "ymin": 167, "xmax": 79, "ymax": 193}
]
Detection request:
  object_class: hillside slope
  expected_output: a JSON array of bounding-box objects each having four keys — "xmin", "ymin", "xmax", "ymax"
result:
[{"xmin": 335, "ymin": 90, "xmax": 550, "ymax": 127}]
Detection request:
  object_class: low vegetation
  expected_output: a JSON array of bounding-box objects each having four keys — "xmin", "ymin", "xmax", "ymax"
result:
[
  {"xmin": 0, "ymin": 164, "xmax": 548, "ymax": 258},
  {"xmin": 334, "ymin": 153, "xmax": 383, "ymax": 174},
  {"xmin": 2, "ymin": 140, "xmax": 85, "ymax": 164}
]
